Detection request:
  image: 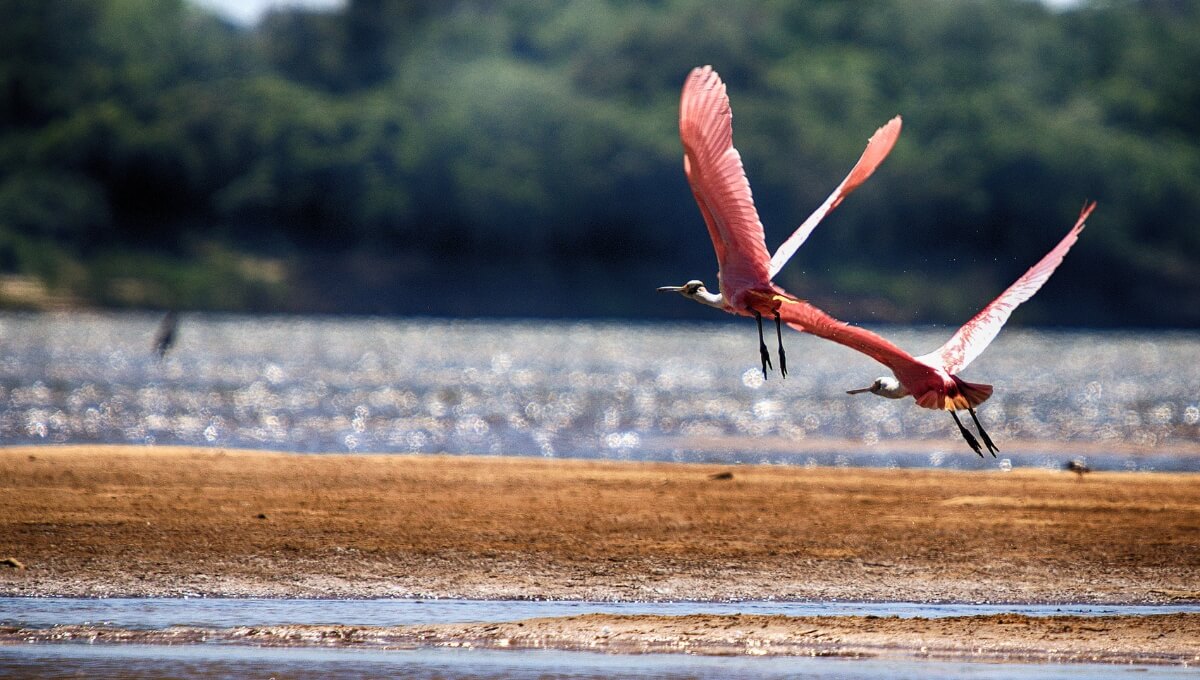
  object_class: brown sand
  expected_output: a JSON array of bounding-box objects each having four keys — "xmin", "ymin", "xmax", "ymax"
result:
[{"xmin": 1, "ymin": 445, "xmax": 1196, "ymax": 603}]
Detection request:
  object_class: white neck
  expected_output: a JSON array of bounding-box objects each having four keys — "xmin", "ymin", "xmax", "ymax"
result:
[{"xmin": 691, "ymin": 289, "xmax": 725, "ymax": 309}]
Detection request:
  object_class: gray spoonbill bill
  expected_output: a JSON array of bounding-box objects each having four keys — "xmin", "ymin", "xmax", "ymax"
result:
[
  {"xmin": 799, "ymin": 202, "xmax": 1096, "ymax": 455},
  {"xmin": 658, "ymin": 65, "xmax": 902, "ymax": 379}
]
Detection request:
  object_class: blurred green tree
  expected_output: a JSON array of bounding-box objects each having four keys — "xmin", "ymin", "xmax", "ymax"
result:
[{"xmin": 0, "ymin": 0, "xmax": 1196, "ymax": 324}]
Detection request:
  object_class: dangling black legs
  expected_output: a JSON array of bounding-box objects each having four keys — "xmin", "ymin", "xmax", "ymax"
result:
[
  {"xmin": 951, "ymin": 408, "xmax": 997, "ymax": 458},
  {"xmin": 774, "ymin": 312, "xmax": 787, "ymax": 378},
  {"xmin": 951, "ymin": 411, "xmax": 983, "ymax": 457},
  {"xmin": 754, "ymin": 311, "xmax": 773, "ymax": 379},
  {"xmin": 751, "ymin": 308, "xmax": 786, "ymax": 379},
  {"xmin": 968, "ymin": 407, "xmax": 998, "ymax": 456}
]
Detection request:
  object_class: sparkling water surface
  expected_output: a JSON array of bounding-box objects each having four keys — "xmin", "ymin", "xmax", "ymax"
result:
[
  {"xmin": 3, "ymin": 598, "xmax": 1198, "ymax": 630},
  {"xmin": 2, "ymin": 312, "xmax": 1197, "ymax": 469},
  {"xmin": 1, "ymin": 644, "xmax": 1194, "ymax": 680}
]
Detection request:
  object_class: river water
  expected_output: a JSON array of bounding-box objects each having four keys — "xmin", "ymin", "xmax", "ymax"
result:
[
  {"xmin": 2, "ymin": 644, "xmax": 1196, "ymax": 680},
  {"xmin": 1, "ymin": 599, "xmax": 1198, "ymax": 678},
  {"xmin": 5, "ymin": 598, "xmax": 1197, "ymax": 630},
  {"xmin": 1, "ymin": 312, "xmax": 1196, "ymax": 469}
]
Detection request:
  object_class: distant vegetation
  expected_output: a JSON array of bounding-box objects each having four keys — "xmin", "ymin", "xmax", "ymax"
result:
[{"xmin": 1, "ymin": 0, "xmax": 1197, "ymax": 326}]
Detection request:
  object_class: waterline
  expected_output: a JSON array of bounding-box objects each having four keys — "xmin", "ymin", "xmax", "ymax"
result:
[{"xmin": 4, "ymin": 597, "xmax": 1198, "ymax": 630}]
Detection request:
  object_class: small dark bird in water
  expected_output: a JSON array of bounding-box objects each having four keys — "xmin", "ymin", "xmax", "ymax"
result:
[
  {"xmin": 153, "ymin": 310, "xmax": 178, "ymax": 359},
  {"xmin": 1064, "ymin": 458, "xmax": 1090, "ymax": 478}
]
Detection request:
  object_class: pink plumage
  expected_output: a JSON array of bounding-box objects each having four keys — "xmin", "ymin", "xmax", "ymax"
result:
[
  {"xmin": 677, "ymin": 65, "xmax": 901, "ymax": 311},
  {"xmin": 662, "ymin": 65, "xmax": 1094, "ymax": 455},
  {"xmin": 779, "ymin": 202, "xmax": 1095, "ymax": 412},
  {"xmin": 918, "ymin": 202, "xmax": 1096, "ymax": 375}
]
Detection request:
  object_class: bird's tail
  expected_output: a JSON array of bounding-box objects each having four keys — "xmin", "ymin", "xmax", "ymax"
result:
[{"xmin": 947, "ymin": 377, "xmax": 993, "ymax": 411}]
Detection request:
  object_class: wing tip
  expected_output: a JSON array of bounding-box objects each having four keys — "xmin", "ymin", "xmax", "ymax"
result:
[
  {"xmin": 683, "ymin": 64, "xmax": 722, "ymax": 98},
  {"xmin": 876, "ymin": 115, "xmax": 903, "ymax": 139},
  {"xmin": 681, "ymin": 65, "xmax": 726, "ymax": 113},
  {"xmin": 1076, "ymin": 199, "xmax": 1097, "ymax": 229},
  {"xmin": 1067, "ymin": 199, "xmax": 1097, "ymax": 240},
  {"xmin": 680, "ymin": 65, "xmax": 733, "ymax": 159}
]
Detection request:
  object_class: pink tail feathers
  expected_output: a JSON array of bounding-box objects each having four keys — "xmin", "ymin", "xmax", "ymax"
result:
[
  {"xmin": 926, "ymin": 378, "xmax": 994, "ymax": 411},
  {"xmin": 956, "ymin": 378, "xmax": 994, "ymax": 409}
]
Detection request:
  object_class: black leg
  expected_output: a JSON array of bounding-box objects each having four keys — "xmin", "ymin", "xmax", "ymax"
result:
[
  {"xmin": 754, "ymin": 311, "xmax": 772, "ymax": 379},
  {"xmin": 968, "ymin": 407, "xmax": 998, "ymax": 456},
  {"xmin": 774, "ymin": 312, "xmax": 787, "ymax": 378},
  {"xmin": 951, "ymin": 411, "xmax": 983, "ymax": 457}
]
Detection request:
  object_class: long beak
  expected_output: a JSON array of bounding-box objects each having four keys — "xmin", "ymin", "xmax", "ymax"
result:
[
  {"xmin": 657, "ymin": 286, "xmax": 683, "ymax": 293},
  {"xmin": 846, "ymin": 386, "xmax": 872, "ymax": 395}
]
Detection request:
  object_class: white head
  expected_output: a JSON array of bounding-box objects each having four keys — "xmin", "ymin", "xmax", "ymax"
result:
[
  {"xmin": 846, "ymin": 376, "xmax": 908, "ymax": 399},
  {"xmin": 657, "ymin": 280, "xmax": 724, "ymax": 309}
]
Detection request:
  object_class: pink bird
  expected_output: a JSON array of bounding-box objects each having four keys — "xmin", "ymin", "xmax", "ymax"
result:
[
  {"xmin": 657, "ymin": 67, "xmax": 1095, "ymax": 454},
  {"xmin": 658, "ymin": 65, "xmax": 902, "ymax": 379},
  {"xmin": 783, "ymin": 202, "xmax": 1096, "ymax": 455}
]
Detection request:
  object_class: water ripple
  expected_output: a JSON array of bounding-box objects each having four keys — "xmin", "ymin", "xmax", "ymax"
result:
[{"xmin": 1, "ymin": 312, "xmax": 1197, "ymax": 470}]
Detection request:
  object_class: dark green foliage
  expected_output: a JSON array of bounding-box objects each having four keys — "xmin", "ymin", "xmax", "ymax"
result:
[{"xmin": 0, "ymin": 0, "xmax": 1197, "ymax": 324}]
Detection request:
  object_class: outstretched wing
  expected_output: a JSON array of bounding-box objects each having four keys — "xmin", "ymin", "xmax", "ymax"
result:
[
  {"xmin": 680, "ymin": 66, "xmax": 771, "ymax": 291},
  {"xmin": 774, "ymin": 291, "xmax": 940, "ymax": 388},
  {"xmin": 768, "ymin": 116, "xmax": 902, "ymax": 280},
  {"xmin": 917, "ymin": 201, "xmax": 1096, "ymax": 375}
]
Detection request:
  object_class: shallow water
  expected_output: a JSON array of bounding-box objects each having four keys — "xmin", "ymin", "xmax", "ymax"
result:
[
  {"xmin": 1, "ymin": 644, "xmax": 1195, "ymax": 680},
  {"xmin": 4, "ymin": 598, "xmax": 1198, "ymax": 630},
  {"xmin": 2, "ymin": 312, "xmax": 1197, "ymax": 469}
]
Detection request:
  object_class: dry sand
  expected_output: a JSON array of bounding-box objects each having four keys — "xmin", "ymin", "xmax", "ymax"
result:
[
  {"xmin": 2, "ymin": 445, "xmax": 1196, "ymax": 602},
  {"xmin": 1, "ymin": 445, "xmax": 1197, "ymax": 663}
]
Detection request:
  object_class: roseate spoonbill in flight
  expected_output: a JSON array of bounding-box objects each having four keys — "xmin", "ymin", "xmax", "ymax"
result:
[
  {"xmin": 797, "ymin": 202, "xmax": 1096, "ymax": 455},
  {"xmin": 658, "ymin": 65, "xmax": 902, "ymax": 379}
]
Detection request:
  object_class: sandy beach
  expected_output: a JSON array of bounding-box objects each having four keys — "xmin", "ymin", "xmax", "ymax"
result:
[
  {"xmin": 2, "ymin": 445, "xmax": 1198, "ymax": 663},
  {"xmin": 3, "ymin": 445, "xmax": 1197, "ymax": 602}
]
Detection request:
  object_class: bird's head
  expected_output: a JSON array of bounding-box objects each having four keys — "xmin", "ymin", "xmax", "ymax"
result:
[
  {"xmin": 657, "ymin": 280, "xmax": 723, "ymax": 309},
  {"xmin": 846, "ymin": 376, "xmax": 907, "ymax": 399},
  {"xmin": 657, "ymin": 279, "xmax": 707, "ymax": 296}
]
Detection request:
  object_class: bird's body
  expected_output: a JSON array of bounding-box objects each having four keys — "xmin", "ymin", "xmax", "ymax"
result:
[
  {"xmin": 660, "ymin": 65, "xmax": 902, "ymax": 378},
  {"xmin": 790, "ymin": 202, "xmax": 1096, "ymax": 454}
]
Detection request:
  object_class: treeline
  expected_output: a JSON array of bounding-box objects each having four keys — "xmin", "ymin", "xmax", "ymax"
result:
[{"xmin": 0, "ymin": 0, "xmax": 1197, "ymax": 325}]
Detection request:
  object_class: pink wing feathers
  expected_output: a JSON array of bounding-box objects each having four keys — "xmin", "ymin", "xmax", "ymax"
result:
[
  {"xmin": 917, "ymin": 201, "xmax": 1096, "ymax": 375},
  {"xmin": 767, "ymin": 116, "xmax": 903, "ymax": 279},
  {"xmin": 775, "ymin": 291, "xmax": 941, "ymax": 388},
  {"xmin": 680, "ymin": 66, "xmax": 772, "ymax": 292}
]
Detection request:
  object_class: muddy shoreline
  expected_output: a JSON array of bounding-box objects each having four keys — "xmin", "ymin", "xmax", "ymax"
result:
[
  {"xmin": 3, "ymin": 446, "xmax": 1198, "ymax": 603},
  {"xmin": 2, "ymin": 445, "xmax": 1198, "ymax": 664},
  {"xmin": 4, "ymin": 613, "xmax": 1198, "ymax": 666}
]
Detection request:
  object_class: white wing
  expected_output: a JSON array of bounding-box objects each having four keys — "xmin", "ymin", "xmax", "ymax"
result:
[
  {"xmin": 767, "ymin": 116, "xmax": 902, "ymax": 280},
  {"xmin": 917, "ymin": 202, "xmax": 1096, "ymax": 375}
]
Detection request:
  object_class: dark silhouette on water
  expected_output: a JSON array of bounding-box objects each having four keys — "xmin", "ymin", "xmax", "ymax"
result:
[
  {"xmin": 1065, "ymin": 459, "xmax": 1091, "ymax": 478},
  {"xmin": 153, "ymin": 311, "xmax": 178, "ymax": 359}
]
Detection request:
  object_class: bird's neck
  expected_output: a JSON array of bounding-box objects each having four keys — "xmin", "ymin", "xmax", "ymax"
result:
[{"xmin": 691, "ymin": 290, "xmax": 725, "ymax": 310}]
